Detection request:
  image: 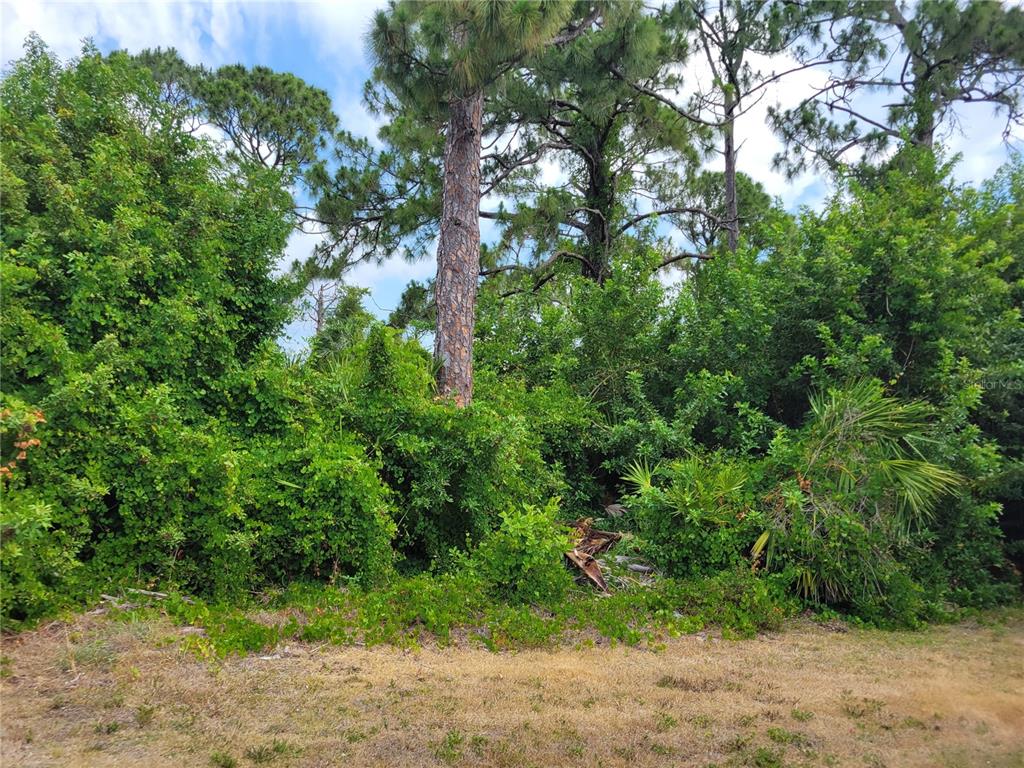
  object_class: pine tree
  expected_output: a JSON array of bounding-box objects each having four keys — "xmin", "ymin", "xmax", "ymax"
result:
[
  {"xmin": 682, "ymin": 0, "xmax": 820, "ymax": 250},
  {"xmin": 130, "ymin": 48, "xmax": 337, "ymax": 178},
  {"xmin": 483, "ymin": 1, "xmax": 717, "ymax": 284},
  {"xmin": 770, "ymin": 0, "xmax": 1024, "ymax": 175},
  {"xmin": 368, "ymin": 0, "xmax": 586, "ymax": 405}
]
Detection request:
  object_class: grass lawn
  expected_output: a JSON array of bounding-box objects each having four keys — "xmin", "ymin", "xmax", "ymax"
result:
[{"xmin": 1, "ymin": 610, "xmax": 1021, "ymax": 767}]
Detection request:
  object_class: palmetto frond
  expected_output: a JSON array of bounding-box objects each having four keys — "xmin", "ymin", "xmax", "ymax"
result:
[
  {"xmin": 877, "ymin": 458, "xmax": 962, "ymax": 526},
  {"xmin": 623, "ymin": 457, "xmax": 656, "ymax": 493},
  {"xmin": 803, "ymin": 380, "xmax": 961, "ymax": 526},
  {"xmin": 765, "ymin": 380, "xmax": 964, "ymax": 606},
  {"xmin": 805, "ymin": 379, "xmax": 936, "ymax": 472}
]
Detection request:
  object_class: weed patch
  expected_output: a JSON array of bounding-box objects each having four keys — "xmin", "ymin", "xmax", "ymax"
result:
[
  {"xmin": 210, "ymin": 752, "xmax": 237, "ymax": 768},
  {"xmin": 433, "ymin": 729, "xmax": 465, "ymax": 764},
  {"xmin": 154, "ymin": 568, "xmax": 793, "ymax": 657}
]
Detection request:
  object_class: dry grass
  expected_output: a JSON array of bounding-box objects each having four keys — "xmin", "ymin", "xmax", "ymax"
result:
[{"xmin": 2, "ymin": 612, "xmax": 1022, "ymax": 767}]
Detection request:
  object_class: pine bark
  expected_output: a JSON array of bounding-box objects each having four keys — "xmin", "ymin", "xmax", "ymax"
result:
[
  {"xmin": 433, "ymin": 89, "xmax": 483, "ymax": 406},
  {"xmin": 583, "ymin": 146, "xmax": 613, "ymax": 283},
  {"xmin": 723, "ymin": 88, "xmax": 739, "ymax": 252}
]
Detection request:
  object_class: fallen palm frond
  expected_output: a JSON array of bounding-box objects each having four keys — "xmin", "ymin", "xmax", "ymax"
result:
[{"xmin": 565, "ymin": 518, "xmax": 623, "ymax": 592}]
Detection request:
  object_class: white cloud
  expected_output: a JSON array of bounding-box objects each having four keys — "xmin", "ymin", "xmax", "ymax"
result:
[
  {"xmin": 0, "ymin": 1, "xmax": 384, "ymax": 73},
  {"xmin": 292, "ymin": 1, "xmax": 384, "ymax": 73},
  {"xmin": 348, "ymin": 250, "xmax": 435, "ymax": 285},
  {"xmin": 944, "ymin": 103, "xmax": 1024, "ymax": 186},
  {"xmin": 2, "ymin": 2, "xmax": 234, "ymax": 66},
  {"xmin": 537, "ymin": 157, "xmax": 565, "ymax": 188}
]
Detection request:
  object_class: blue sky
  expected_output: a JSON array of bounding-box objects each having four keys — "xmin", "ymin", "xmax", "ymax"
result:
[{"xmin": 3, "ymin": 1, "xmax": 1021, "ymax": 348}]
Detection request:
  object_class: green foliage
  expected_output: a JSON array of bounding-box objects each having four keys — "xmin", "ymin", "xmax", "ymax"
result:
[
  {"xmin": 344, "ymin": 325, "xmax": 557, "ymax": 567},
  {"xmin": 475, "ymin": 372, "xmax": 597, "ymax": 516},
  {"xmin": 910, "ymin": 496, "xmax": 1018, "ymax": 610},
  {"xmin": 14, "ymin": 360, "xmax": 394, "ymax": 603},
  {"xmin": 1, "ymin": 32, "xmax": 1020, "ymax": 633},
  {"xmin": 0, "ymin": 398, "xmax": 78, "ymax": 629},
  {"xmin": 23, "ymin": 369, "xmax": 253, "ymax": 595},
  {"xmin": 0, "ymin": 41, "xmax": 365, "ymax": 621},
  {"xmin": 1, "ymin": 40, "xmax": 295, "ymax": 404},
  {"xmin": 238, "ymin": 431, "xmax": 396, "ymax": 588},
  {"xmin": 157, "ymin": 567, "xmax": 792, "ymax": 657},
  {"xmin": 0, "ymin": 487, "xmax": 78, "ymax": 629},
  {"xmin": 758, "ymin": 381, "xmax": 963, "ymax": 625},
  {"xmin": 466, "ymin": 499, "xmax": 573, "ymax": 605},
  {"xmin": 198, "ymin": 63, "xmax": 337, "ymax": 174},
  {"xmin": 800, "ymin": 380, "xmax": 961, "ymax": 522},
  {"xmin": 369, "ymin": 0, "xmax": 575, "ymax": 108},
  {"xmin": 616, "ymin": 376, "xmax": 1014, "ymax": 626},
  {"xmin": 626, "ymin": 454, "xmax": 765, "ymax": 578},
  {"xmin": 132, "ymin": 47, "xmax": 338, "ymax": 176},
  {"xmin": 307, "ymin": 284, "xmax": 374, "ymax": 365},
  {"xmin": 675, "ymin": 153, "xmax": 1019, "ymax": 431},
  {"xmin": 476, "ymin": 249, "xmax": 690, "ymax": 506},
  {"xmin": 771, "ymin": 1, "xmax": 1024, "ymax": 174}
]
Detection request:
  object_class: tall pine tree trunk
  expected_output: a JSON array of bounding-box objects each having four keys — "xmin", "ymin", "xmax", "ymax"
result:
[
  {"xmin": 434, "ymin": 89, "xmax": 483, "ymax": 406},
  {"xmin": 723, "ymin": 88, "xmax": 739, "ymax": 252},
  {"xmin": 583, "ymin": 147, "xmax": 613, "ymax": 283}
]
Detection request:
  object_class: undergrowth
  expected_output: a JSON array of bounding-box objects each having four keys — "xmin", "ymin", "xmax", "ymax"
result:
[{"xmin": 112, "ymin": 568, "xmax": 795, "ymax": 658}]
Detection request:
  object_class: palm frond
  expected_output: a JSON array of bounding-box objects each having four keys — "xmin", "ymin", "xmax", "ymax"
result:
[
  {"xmin": 623, "ymin": 457, "xmax": 657, "ymax": 493},
  {"xmin": 878, "ymin": 458, "xmax": 962, "ymax": 523}
]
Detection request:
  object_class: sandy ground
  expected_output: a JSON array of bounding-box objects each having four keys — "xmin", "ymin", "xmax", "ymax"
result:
[{"xmin": 1, "ymin": 612, "xmax": 1022, "ymax": 768}]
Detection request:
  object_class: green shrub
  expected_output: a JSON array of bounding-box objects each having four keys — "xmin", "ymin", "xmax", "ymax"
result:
[
  {"xmin": 625, "ymin": 453, "xmax": 765, "ymax": 577},
  {"xmin": 908, "ymin": 496, "xmax": 1019, "ymax": 610},
  {"xmin": 474, "ymin": 373, "xmax": 597, "ymax": 517},
  {"xmin": 757, "ymin": 381, "xmax": 964, "ymax": 625},
  {"xmin": 10, "ymin": 365, "xmax": 395, "ymax": 602},
  {"xmin": 468, "ymin": 499, "xmax": 574, "ymax": 605},
  {"xmin": 239, "ymin": 431, "xmax": 396, "ymax": 587},
  {"xmin": 0, "ymin": 41, "xmax": 298, "ymax": 614},
  {"xmin": 28, "ymin": 373, "xmax": 252, "ymax": 595},
  {"xmin": 344, "ymin": 326, "xmax": 557, "ymax": 567},
  {"xmin": 0, "ymin": 487, "xmax": 79, "ymax": 628},
  {"xmin": 474, "ymin": 250, "xmax": 688, "ymax": 503},
  {"xmin": 0, "ymin": 43, "xmax": 293, "ymax": 402}
]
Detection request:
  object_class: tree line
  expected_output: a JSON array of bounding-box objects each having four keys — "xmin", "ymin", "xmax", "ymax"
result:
[{"xmin": 1, "ymin": 1, "xmax": 1022, "ymax": 628}]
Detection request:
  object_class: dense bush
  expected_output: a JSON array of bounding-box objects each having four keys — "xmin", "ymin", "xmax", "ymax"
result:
[
  {"xmin": 475, "ymin": 371, "xmax": 600, "ymax": 516},
  {"xmin": 0, "ymin": 40, "xmax": 294, "ymax": 406},
  {"xmin": 758, "ymin": 382, "xmax": 962, "ymax": 615},
  {"xmin": 466, "ymin": 499, "xmax": 574, "ymax": 604},
  {"xmin": 0, "ymin": 401, "xmax": 79, "ymax": 624},
  {"xmin": 618, "ymin": 378, "xmax": 1018, "ymax": 626},
  {"xmin": 0, "ymin": 488, "xmax": 78, "ymax": 626},
  {"xmin": 0, "ymin": 43, "xmax": 391, "ymax": 622},
  {"xmin": 625, "ymin": 453, "xmax": 766, "ymax": 578},
  {"xmin": 342, "ymin": 325, "xmax": 558, "ymax": 568},
  {"xmin": 1, "ymin": 353, "xmax": 397, "ymax": 620},
  {"xmin": 238, "ymin": 432, "xmax": 396, "ymax": 587}
]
